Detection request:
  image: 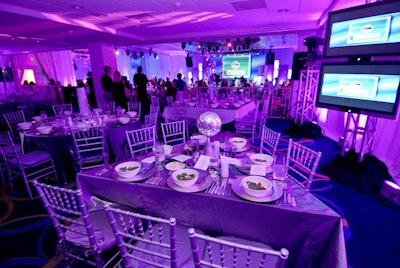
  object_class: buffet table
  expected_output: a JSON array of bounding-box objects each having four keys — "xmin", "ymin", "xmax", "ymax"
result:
[
  {"xmin": 162, "ymin": 101, "xmax": 256, "ymax": 124},
  {"xmin": 77, "ymin": 156, "xmax": 346, "ymax": 268}
]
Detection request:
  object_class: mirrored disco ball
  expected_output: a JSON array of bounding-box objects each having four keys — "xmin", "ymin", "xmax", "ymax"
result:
[{"xmin": 197, "ymin": 111, "xmax": 222, "ymax": 137}]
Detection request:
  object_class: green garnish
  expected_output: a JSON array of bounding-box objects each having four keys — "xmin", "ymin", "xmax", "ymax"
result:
[
  {"xmin": 246, "ymin": 181, "xmax": 267, "ymax": 190},
  {"xmin": 177, "ymin": 172, "xmax": 196, "ymax": 181},
  {"xmin": 119, "ymin": 166, "xmax": 139, "ymax": 172},
  {"xmin": 255, "ymin": 158, "xmax": 268, "ymax": 162}
]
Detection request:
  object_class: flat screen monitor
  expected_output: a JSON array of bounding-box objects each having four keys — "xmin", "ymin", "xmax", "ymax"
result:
[
  {"xmin": 324, "ymin": 0, "xmax": 400, "ymax": 58},
  {"xmin": 222, "ymin": 55, "xmax": 251, "ymax": 79},
  {"xmin": 316, "ymin": 62, "xmax": 400, "ymax": 119}
]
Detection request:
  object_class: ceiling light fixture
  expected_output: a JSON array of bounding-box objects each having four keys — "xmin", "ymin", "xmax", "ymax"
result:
[
  {"xmin": 278, "ymin": 9, "xmax": 289, "ymax": 13},
  {"xmin": 71, "ymin": 5, "xmax": 83, "ymax": 10}
]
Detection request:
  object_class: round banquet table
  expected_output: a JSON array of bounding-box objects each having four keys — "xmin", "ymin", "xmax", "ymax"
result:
[
  {"xmin": 22, "ymin": 119, "xmax": 140, "ymax": 185},
  {"xmin": 162, "ymin": 101, "xmax": 256, "ymax": 124}
]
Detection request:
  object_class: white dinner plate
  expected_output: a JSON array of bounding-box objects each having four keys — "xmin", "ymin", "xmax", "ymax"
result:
[
  {"xmin": 112, "ymin": 166, "xmax": 155, "ymax": 182},
  {"xmin": 232, "ymin": 177, "xmax": 283, "ymax": 203},
  {"xmin": 167, "ymin": 175, "xmax": 213, "ymax": 193},
  {"xmin": 165, "ymin": 161, "xmax": 186, "ymax": 171},
  {"xmin": 236, "ymin": 165, "xmax": 273, "ymax": 174},
  {"xmin": 233, "ymin": 145, "xmax": 250, "ymax": 153}
]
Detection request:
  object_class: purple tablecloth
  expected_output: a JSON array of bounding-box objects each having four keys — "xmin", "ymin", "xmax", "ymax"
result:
[
  {"xmin": 23, "ymin": 120, "xmax": 140, "ymax": 185},
  {"xmin": 77, "ymin": 166, "xmax": 346, "ymax": 268}
]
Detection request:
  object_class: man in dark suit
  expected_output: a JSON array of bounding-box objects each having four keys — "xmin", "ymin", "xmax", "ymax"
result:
[
  {"xmin": 133, "ymin": 66, "xmax": 149, "ymax": 123},
  {"xmin": 101, "ymin": 66, "xmax": 114, "ymax": 101}
]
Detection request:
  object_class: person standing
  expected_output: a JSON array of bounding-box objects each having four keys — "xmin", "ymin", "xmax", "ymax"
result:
[
  {"xmin": 86, "ymin": 71, "xmax": 96, "ymax": 108},
  {"xmin": 101, "ymin": 66, "xmax": 114, "ymax": 101},
  {"xmin": 113, "ymin": 71, "xmax": 128, "ymax": 110},
  {"xmin": 174, "ymin": 73, "xmax": 187, "ymax": 102},
  {"xmin": 133, "ymin": 66, "xmax": 149, "ymax": 123}
]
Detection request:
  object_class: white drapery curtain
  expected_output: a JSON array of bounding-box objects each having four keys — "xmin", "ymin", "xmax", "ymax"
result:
[
  {"xmin": 316, "ymin": 108, "xmax": 400, "ymax": 181},
  {"xmin": 11, "ymin": 53, "xmax": 30, "ymax": 91},
  {"xmin": 35, "ymin": 50, "xmax": 77, "ymax": 86}
]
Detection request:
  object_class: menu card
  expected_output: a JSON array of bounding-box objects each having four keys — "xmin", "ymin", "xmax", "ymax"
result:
[
  {"xmin": 194, "ymin": 155, "xmax": 210, "ymax": 171},
  {"xmin": 250, "ymin": 165, "xmax": 267, "ymax": 176}
]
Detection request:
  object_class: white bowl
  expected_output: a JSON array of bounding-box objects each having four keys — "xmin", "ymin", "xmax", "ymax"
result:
[
  {"xmin": 241, "ymin": 176, "xmax": 273, "ymax": 197},
  {"xmin": 93, "ymin": 108, "xmax": 102, "ymax": 114},
  {"xmin": 126, "ymin": 111, "xmax": 137, "ymax": 118},
  {"xmin": 32, "ymin": 116, "xmax": 42, "ymax": 122},
  {"xmin": 250, "ymin": 153, "xmax": 274, "ymax": 167},
  {"xmin": 114, "ymin": 161, "xmax": 142, "ymax": 178},
  {"xmin": 190, "ymin": 135, "xmax": 207, "ymax": 146},
  {"xmin": 64, "ymin": 111, "xmax": 73, "ymax": 116},
  {"xmin": 186, "ymin": 102, "xmax": 196, "ymax": 107},
  {"xmin": 18, "ymin": 122, "xmax": 32, "ymax": 130},
  {"xmin": 36, "ymin": 126, "xmax": 52, "ymax": 134},
  {"xmin": 233, "ymin": 103, "xmax": 241, "ymax": 108},
  {"xmin": 229, "ymin": 137, "xmax": 247, "ymax": 149},
  {"xmin": 210, "ymin": 103, "xmax": 218, "ymax": 109},
  {"xmin": 172, "ymin": 168, "xmax": 199, "ymax": 188},
  {"xmin": 163, "ymin": 144, "xmax": 173, "ymax": 155},
  {"xmin": 118, "ymin": 117, "xmax": 130, "ymax": 125}
]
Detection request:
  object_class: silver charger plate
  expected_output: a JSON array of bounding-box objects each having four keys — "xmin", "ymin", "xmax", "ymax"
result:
[
  {"xmin": 112, "ymin": 165, "xmax": 156, "ymax": 182},
  {"xmin": 167, "ymin": 175, "xmax": 213, "ymax": 193},
  {"xmin": 232, "ymin": 177, "xmax": 283, "ymax": 203}
]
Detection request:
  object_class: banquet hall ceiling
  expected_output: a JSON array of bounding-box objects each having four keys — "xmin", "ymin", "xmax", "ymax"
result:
[{"xmin": 0, "ymin": 0, "xmax": 367, "ymax": 55}]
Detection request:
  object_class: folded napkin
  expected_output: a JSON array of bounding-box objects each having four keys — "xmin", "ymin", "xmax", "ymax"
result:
[
  {"xmin": 172, "ymin": 154, "xmax": 192, "ymax": 162},
  {"xmin": 141, "ymin": 156, "xmax": 155, "ymax": 164}
]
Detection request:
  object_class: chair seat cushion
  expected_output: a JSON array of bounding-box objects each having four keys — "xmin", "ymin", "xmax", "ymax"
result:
[
  {"xmin": 9, "ymin": 150, "xmax": 52, "ymax": 166},
  {"xmin": 65, "ymin": 209, "xmax": 116, "ymax": 250},
  {"xmin": 131, "ymin": 224, "xmax": 205, "ymax": 268},
  {"xmin": 203, "ymin": 236, "xmax": 280, "ymax": 267}
]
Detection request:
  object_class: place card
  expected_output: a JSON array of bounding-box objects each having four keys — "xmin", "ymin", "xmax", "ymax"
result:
[
  {"xmin": 250, "ymin": 165, "xmax": 267, "ymax": 176},
  {"xmin": 172, "ymin": 154, "xmax": 192, "ymax": 162},
  {"xmin": 220, "ymin": 155, "xmax": 241, "ymax": 166},
  {"xmin": 194, "ymin": 155, "xmax": 210, "ymax": 171},
  {"xmin": 141, "ymin": 156, "xmax": 155, "ymax": 164}
]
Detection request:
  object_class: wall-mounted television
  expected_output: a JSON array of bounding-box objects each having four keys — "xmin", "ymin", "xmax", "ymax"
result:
[
  {"xmin": 222, "ymin": 55, "xmax": 251, "ymax": 79},
  {"xmin": 324, "ymin": 0, "xmax": 400, "ymax": 58},
  {"xmin": 316, "ymin": 62, "xmax": 400, "ymax": 119}
]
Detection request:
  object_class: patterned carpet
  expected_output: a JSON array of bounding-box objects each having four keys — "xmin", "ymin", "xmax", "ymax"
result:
[{"xmin": 0, "ymin": 118, "xmax": 399, "ymax": 267}]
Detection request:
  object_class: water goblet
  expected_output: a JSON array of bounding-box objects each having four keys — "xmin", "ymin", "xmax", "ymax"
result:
[
  {"xmin": 273, "ymin": 155, "xmax": 287, "ymax": 181},
  {"xmin": 153, "ymin": 142, "xmax": 165, "ymax": 170}
]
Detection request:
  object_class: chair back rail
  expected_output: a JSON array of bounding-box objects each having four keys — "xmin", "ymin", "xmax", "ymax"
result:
[
  {"xmin": 260, "ymin": 126, "xmax": 281, "ymax": 157},
  {"xmin": 161, "ymin": 120, "xmax": 186, "ymax": 146},
  {"xmin": 33, "ymin": 180, "xmax": 104, "ymax": 267},
  {"xmin": 105, "ymin": 206, "xmax": 178, "ymax": 268},
  {"xmin": 188, "ymin": 228, "xmax": 289, "ymax": 268},
  {"xmin": 286, "ymin": 139, "xmax": 322, "ymax": 190},
  {"xmin": 126, "ymin": 126, "xmax": 156, "ymax": 157}
]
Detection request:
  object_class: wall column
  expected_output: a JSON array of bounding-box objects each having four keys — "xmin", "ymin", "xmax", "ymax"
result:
[{"xmin": 88, "ymin": 43, "xmax": 117, "ymax": 105}]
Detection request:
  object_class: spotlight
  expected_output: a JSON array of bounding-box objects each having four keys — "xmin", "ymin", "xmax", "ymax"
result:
[
  {"xmin": 115, "ymin": 49, "xmax": 119, "ymax": 55},
  {"xmin": 227, "ymin": 42, "xmax": 232, "ymax": 47}
]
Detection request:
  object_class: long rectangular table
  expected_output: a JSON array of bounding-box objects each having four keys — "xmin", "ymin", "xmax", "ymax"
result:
[{"xmin": 77, "ymin": 165, "xmax": 347, "ymax": 268}]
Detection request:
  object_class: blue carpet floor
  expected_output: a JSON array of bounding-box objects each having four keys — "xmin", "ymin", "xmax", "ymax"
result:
[{"xmin": 1, "ymin": 118, "xmax": 400, "ymax": 267}]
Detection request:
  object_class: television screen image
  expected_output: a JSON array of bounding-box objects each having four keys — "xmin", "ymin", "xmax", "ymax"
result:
[
  {"xmin": 324, "ymin": 0, "xmax": 400, "ymax": 57},
  {"xmin": 222, "ymin": 55, "xmax": 251, "ymax": 79},
  {"xmin": 316, "ymin": 62, "xmax": 400, "ymax": 119}
]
